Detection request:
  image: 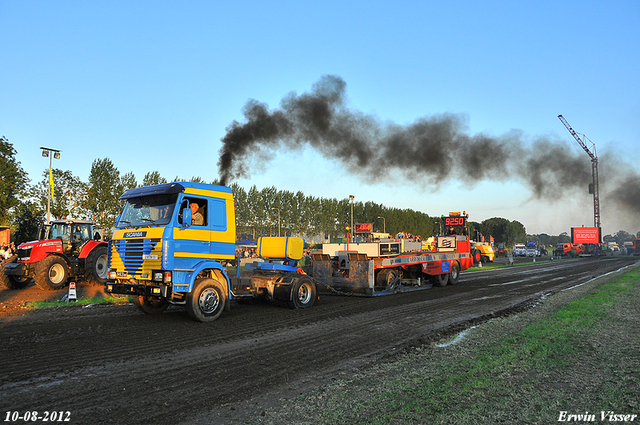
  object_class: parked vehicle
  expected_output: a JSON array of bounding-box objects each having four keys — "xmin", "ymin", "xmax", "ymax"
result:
[
  {"xmin": 1, "ymin": 219, "xmax": 107, "ymax": 290},
  {"xmin": 526, "ymin": 241, "xmax": 540, "ymax": 257},
  {"xmin": 512, "ymin": 243, "xmax": 527, "ymax": 257}
]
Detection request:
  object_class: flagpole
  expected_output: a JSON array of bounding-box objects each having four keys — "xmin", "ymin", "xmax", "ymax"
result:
[{"xmin": 40, "ymin": 147, "xmax": 61, "ymax": 225}]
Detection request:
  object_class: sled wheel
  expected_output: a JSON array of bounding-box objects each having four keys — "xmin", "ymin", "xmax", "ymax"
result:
[
  {"xmin": 449, "ymin": 262, "xmax": 460, "ymax": 285},
  {"xmin": 431, "ymin": 273, "xmax": 449, "ymax": 287},
  {"xmin": 376, "ymin": 268, "xmax": 399, "ymax": 288}
]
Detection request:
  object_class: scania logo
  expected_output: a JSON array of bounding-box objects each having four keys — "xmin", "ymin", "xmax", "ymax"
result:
[{"xmin": 124, "ymin": 231, "xmax": 147, "ymax": 238}]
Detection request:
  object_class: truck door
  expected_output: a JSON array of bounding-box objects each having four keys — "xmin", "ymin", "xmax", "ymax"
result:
[{"xmin": 207, "ymin": 197, "xmax": 230, "ymax": 257}]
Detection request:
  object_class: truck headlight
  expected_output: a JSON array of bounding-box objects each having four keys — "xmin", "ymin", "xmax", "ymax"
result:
[
  {"xmin": 108, "ymin": 270, "xmax": 117, "ymax": 279},
  {"xmin": 152, "ymin": 271, "xmax": 172, "ymax": 283}
]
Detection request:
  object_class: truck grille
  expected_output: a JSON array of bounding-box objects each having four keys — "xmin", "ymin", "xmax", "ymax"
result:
[{"xmin": 110, "ymin": 238, "xmax": 162, "ymax": 279}]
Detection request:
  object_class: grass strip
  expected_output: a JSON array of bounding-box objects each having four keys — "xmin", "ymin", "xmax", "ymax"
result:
[
  {"xmin": 257, "ymin": 266, "xmax": 640, "ymax": 425},
  {"xmin": 27, "ymin": 295, "xmax": 132, "ymax": 309}
]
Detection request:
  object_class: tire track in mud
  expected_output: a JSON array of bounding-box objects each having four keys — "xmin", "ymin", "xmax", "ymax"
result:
[
  {"xmin": 0, "ymin": 259, "xmax": 623, "ymax": 384},
  {"xmin": 1, "ymin": 257, "xmax": 636, "ymax": 425},
  {"xmin": 0, "ymin": 258, "xmax": 620, "ymax": 385}
]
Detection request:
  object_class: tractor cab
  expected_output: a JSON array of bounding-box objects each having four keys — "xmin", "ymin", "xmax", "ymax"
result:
[{"xmin": 45, "ymin": 220, "xmax": 99, "ymax": 255}]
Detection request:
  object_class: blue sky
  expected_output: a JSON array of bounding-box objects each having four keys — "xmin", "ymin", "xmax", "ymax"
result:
[{"xmin": 2, "ymin": 0, "xmax": 639, "ymax": 236}]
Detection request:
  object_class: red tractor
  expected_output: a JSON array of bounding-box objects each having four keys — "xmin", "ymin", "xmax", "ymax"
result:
[{"xmin": 0, "ymin": 219, "xmax": 108, "ymax": 290}]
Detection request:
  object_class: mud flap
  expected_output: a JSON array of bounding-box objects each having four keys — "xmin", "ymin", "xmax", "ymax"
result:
[{"xmin": 273, "ymin": 281, "xmax": 292, "ymax": 302}]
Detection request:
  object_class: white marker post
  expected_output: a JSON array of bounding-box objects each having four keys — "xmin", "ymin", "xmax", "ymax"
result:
[{"xmin": 67, "ymin": 282, "xmax": 77, "ymax": 302}]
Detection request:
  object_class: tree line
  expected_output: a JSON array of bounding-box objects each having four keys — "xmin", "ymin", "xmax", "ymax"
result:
[{"xmin": 2, "ymin": 137, "xmax": 636, "ymax": 246}]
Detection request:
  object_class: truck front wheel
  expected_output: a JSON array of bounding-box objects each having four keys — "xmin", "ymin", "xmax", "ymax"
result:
[
  {"xmin": 35, "ymin": 256, "xmax": 69, "ymax": 290},
  {"xmin": 134, "ymin": 295, "xmax": 169, "ymax": 315},
  {"xmin": 186, "ymin": 278, "xmax": 226, "ymax": 322},
  {"xmin": 0, "ymin": 256, "xmax": 30, "ymax": 289},
  {"xmin": 287, "ymin": 276, "xmax": 317, "ymax": 309}
]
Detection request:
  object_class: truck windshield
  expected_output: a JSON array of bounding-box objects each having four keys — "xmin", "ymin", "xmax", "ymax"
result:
[{"xmin": 118, "ymin": 194, "xmax": 178, "ymax": 228}]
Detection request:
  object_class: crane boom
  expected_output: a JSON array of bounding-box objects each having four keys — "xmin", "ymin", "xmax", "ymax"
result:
[
  {"xmin": 557, "ymin": 114, "xmax": 601, "ymax": 229},
  {"xmin": 558, "ymin": 115, "xmax": 596, "ymax": 160}
]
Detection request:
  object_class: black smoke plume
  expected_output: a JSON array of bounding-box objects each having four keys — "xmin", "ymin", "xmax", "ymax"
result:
[{"xmin": 218, "ymin": 75, "xmax": 639, "ymax": 229}]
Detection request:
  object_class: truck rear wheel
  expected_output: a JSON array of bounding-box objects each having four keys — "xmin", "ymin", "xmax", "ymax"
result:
[
  {"xmin": 0, "ymin": 256, "xmax": 30, "ymax": 289},
  {"xmin": 85, "ymin": 245, "xmax": 108, "ymax": 286},
  {"xmin": 134, "ymin": 295, "xmax": 169, "ymax": 315},
  {"xmin": 186, "ymin": 278, "xmax": 226, "ymax": 322},
  {"xmin": 35, "ymin": 256, "xmax": 69, "ymax": 290},
  {"xmin": 287, "ymin": 276, "xmax": 316, "ymax": 309},
  {"xmin": 430, "ymin": 273, "xmax": 449, "ymax": 287}
]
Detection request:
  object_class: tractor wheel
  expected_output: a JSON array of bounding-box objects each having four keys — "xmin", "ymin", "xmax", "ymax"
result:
[
  {"xmin": 286, "ymin": 276, "xmax": 317, "ymax": 309},
  {"xmin": 186, "ymin": 278, "xmax": 226, "ymax": 322},
  {"xmin": 449, "ymin": 262, "xmax": 460, "ymax": 285},
  {"xmin": 34, "ymin": 256, "xmax": 69, "ymax": 290},
  {"xmin": 85, "ymin": 245, "xmax": 108, "ymax": 286},
  {"xmin": 0, "ymin": 256, "xmax": 31, "ymax": 289},
  {"xmin": 430, "ymin": 273, "xmax": 449, "ymax": 287},
  {"xmin": 133, "ymin": 295, "xmax": 169, "ymax": 315}
]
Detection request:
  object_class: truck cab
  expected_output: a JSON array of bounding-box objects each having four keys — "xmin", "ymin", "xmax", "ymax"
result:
[
  {"xmin": 513, "ymin": 243, "xmax": 526, "ymax": 257},
  {"xmin": 525, "ymin": 241, "xmax": 539, "ymax": 257},
  {"xmin": 106, "ymin": 182, "xmax": 236, "ymax": 321}
]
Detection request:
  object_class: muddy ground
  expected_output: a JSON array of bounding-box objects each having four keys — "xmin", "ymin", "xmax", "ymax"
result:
[{"xmin": 1, "ymin": 256, "xmax": 636, "ymax": 425}]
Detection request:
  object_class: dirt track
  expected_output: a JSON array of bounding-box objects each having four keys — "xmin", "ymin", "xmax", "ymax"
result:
[{"xmin": 1, "ymin": 256, "xmax": 637, "ymax": 425}]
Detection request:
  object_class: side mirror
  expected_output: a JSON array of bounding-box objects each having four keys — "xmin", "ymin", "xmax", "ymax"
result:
[{"xmin": 182, "ymin": 208, "xmax": 192, "ymax": 229}]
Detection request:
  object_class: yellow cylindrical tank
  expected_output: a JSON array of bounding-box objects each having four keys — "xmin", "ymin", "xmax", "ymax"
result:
[{"xmin": 258, "ymin": 236, "xmax": 304, "ymax": 261}]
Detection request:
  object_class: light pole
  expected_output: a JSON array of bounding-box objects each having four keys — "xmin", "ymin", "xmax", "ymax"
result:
[
  {"xmin": 349, "ymin": 195, "xmax": 354, "ymax": 242},
  {"xmin": 271, "ymin": 208, "xmax": 281, "ymax": 237},
  {"xmin": 40, "ymin": 147, "xmax": 60, "ymax": 224},
  {"xmin": 377, "ymin": 216, "xmax": 386, "ymax": 234}
]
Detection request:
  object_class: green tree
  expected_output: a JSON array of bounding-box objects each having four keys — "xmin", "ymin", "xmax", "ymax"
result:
[
  {"xmin": 480, "ymin": 217, "xmax": 510, "ymax": 243},
  {"xmin": 231, "ymin": 183, "xmax": 251, "ymax": 239},
  {"xmin": 11, "ymin": 201, "xmax": 45, "ymax": 244},
  {"xmin": 121, "ymin": 171, "xmax": 138, "ymax": 193},
  {"xmin": 0, "ymin": 136, "xmax": 29, "ymax": 225},
  {"xmin": 87, "ymin": 158, "xmax": 123, "ymax": 237},
  {"xmin": 142, "ymin": 171, "xmax": 166, "ymax": 186},
  {"xmin": 33, "ymin": 168, "xmax": 89, "ymax": 220},
  {"xmin": 505, "ymin": 220, "xmax": 527, "ymax": 246}
]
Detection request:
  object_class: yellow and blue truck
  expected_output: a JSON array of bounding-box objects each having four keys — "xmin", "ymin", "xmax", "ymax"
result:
[{"xmin": 105, "ymin": 182, "xmax": 316, "ymax": 321}]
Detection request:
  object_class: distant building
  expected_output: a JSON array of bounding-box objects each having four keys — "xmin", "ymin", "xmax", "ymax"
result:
[{"xmin": 0, "ymin": 227, "xmax": 10, "ymax": 246}]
